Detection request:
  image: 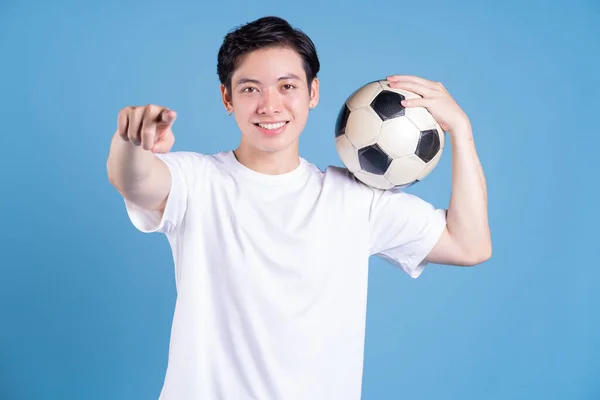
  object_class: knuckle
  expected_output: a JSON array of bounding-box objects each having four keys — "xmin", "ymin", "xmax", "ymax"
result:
[
  {"xmin": 118, "ymin": 106, "xmax": 131, "ymax": 119},
  {"xmin": 141, "ymin": 105, "xmax": 153, "ymax": 120},
  {"xmin": 146, "ymin": 104, "xmax": 159, "ymax": 114}
]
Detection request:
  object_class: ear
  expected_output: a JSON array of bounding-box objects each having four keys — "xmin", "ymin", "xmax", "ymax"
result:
[
  {"xmin": 220, "ymin": 84, "xmax": 233, "ymax": 113},
  {"xmin": 309, "ymin": 78, "xmax": 320, "ymax": 109}
]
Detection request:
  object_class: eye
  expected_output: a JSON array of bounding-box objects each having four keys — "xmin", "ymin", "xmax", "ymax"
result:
[
  {"xmin": 282, "ymin": 84, "xmax": 296, "ymax": 90},
  {"xmin": 242, "ymin": 87, "xmax": 257, "ymax": 93}
]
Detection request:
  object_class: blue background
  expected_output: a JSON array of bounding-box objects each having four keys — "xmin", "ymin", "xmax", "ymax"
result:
[{"xmin": 1, "ymin": 0, "xmax": 598, "ymax": 399}]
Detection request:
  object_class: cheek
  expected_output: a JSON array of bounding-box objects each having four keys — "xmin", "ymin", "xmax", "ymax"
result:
[
  {"xmin": 286, "ymin": 93, "xmax": 310, "ymax": 115},
  {"xmin": 232, "ymin": 98, "xmax": 257, "ymax": 121},
  {"xmin": 234, "ymin": 95, "xmax": 255, "ymax": 109}
]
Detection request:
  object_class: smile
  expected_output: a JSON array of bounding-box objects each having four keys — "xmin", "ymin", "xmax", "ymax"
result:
[
  {"xmin": 253, "ymin": 121, "xmax": 289, "ymax": 136},
  {"xmin": 254, "ymin": 121, "xmax": 288, "ymax": 130}
]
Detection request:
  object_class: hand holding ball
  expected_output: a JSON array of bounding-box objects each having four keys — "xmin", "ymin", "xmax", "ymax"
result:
[{"xmin": 335, "ymin": 80, "xmax": 445, "ymax": 190}]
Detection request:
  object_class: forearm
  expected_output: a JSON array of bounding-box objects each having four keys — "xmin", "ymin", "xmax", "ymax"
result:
[
  {"xmin": 107, "ymin": 132, "xmax": 155, "ymax": 188},
  {"xmin": 446, "ymin": 125, "xmax": 492, "ymax": 261},
  {"xmin": 106, "ymin": 132, "xmax": 170, "ymax": 209}
]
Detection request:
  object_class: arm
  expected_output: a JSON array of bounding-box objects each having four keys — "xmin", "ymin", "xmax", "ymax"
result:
[
  {"xmin": 425, "ymin": 125, "xmax": 491, "ymax": 266},
  {"xmin": 386, "ymin": 75, "xmax": 492, "ymax": 267},
  {"xmin": 106, "ymin": 105, "xmax": 176, "ymax": 213}
]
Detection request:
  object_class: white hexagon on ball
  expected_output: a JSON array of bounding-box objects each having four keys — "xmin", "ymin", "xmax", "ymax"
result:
[
  {"xmin": 376, "ymin": 117, "xmax": 421, "ymax": 159},
  {"xmin": 405, "ymin": 106, "xmax": 445, "ymax": 150},
  {"xmin": 335, "ymin": 134, "xmax": 361, "ymax": 173},
  {"xmin": 344, "ymin": 107, "xmax": 382, "ymax": 149},
  {"xmin": 346, "ymin": 81, "xmax": 382, "ymax": 111},
  {"xmin": 384, "ymin": 155, "xmax": 427, "ymax": 186}
]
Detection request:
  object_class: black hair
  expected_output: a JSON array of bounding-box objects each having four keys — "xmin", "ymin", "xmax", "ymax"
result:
[{"xmin": 217, "ymin": 16, "xmax": 320, "ymax": 95}]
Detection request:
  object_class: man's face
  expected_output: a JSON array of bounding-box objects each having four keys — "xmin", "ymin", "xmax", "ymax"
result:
[{"xmin": 221, "ymin": 46, "xmax": 319, "ymax": 155}]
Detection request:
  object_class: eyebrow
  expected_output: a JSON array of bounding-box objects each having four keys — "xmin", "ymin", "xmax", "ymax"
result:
[{"xmin": 236, "ymin": 74, "xmax": 302, "ymax": 86}]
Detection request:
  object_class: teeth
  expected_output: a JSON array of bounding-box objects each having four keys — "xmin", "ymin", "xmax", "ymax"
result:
[{"xmin": 258, "ymin": 122, "xmax": 286, "ymax": 130}]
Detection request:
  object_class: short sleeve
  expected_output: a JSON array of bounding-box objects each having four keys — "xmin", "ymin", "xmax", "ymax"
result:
[
  {"xmin": 369, "ymin": 188, "xmax": 447, "ymax": 279},
  {"xmin": 124, "ymin": 151, "xmax": 201, "ymax": 234}
]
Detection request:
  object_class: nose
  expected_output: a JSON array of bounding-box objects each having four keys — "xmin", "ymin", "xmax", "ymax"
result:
[{"xmin": 257, "ymin": 88, "xmax": 283, "ymax": 115}]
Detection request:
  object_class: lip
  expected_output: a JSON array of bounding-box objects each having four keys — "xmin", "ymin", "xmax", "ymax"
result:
[{"xmin": 253, "ymin": 121, "xmax": 289, "ymax": 125}]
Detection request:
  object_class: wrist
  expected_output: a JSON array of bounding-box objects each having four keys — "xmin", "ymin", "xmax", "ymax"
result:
[{"xmin": 448, "ymin": 122, "xmax": 474, "ymax": 143}]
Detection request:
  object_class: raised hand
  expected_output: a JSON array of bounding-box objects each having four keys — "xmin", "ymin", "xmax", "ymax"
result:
[
  {"xmin": 117, "ymin": 104, "xmax": 177, "ymax": 153},
  {"xmin": 386, "ymin": 75, "xmax": 471, "ymax": 137}
]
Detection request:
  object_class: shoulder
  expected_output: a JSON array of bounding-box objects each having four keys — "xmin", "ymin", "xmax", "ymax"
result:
[
  {"xmin": 307, "ymin": 161, "xmax": 378, "ymax": 200},
  {"xmin": 323, "ymin": 164, "xmax": 382, "ymax": 193},
  {"xmin": 151, "ymin": 151, "xmax": 231, "ymax": 194},
  {"xmin": 316, "ymin": 162, "xmax": 432, "ymax": 210},
  {"xmin": 155, "ymin": 150, "xmax": 212, "ymax": 164},
  {"xmin": 304, "ymin": 160, "xmax": 356, "ymax": 185},
  {"xmin": 155, "ymin": 150, "xmax": 230, "ymax": 173}
]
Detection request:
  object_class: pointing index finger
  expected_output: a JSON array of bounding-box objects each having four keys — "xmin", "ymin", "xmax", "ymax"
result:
[{"xmin": 158, "ymin": 109, "xmax": 177, "ymax": 125}]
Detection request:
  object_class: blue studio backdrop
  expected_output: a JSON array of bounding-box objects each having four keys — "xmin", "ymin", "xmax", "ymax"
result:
[{"xmin": 1, "ymin": 0, "xmax": 599, "ymax": 399}]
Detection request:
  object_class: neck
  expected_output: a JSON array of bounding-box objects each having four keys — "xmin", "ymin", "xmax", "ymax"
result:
[{"xmin": 233, "ymin": 142, "xmax": 300, "ymax": 175}]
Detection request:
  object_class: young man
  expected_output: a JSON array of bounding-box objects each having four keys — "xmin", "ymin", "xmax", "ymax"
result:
[{"xmin": 107, "ymin": 16, "xmax": 491, "ymax": 400}]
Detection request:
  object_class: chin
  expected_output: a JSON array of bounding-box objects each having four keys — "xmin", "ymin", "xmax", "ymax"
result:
[{"xmin": 254, "ymin": 137, "xmax": 299, "ymax": 154}]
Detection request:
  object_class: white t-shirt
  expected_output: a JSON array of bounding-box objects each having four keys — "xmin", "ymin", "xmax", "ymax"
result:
[{"xmin": 124, "ymin": 150, "xmax": 446, "ymax": 400}]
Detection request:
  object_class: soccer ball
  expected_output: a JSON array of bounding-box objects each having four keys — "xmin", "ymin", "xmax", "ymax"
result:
[{"xmin": 334, "ymin": 80, "xmax": 446, "ymax": 190}]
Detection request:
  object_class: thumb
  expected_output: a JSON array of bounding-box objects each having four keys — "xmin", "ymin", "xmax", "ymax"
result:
[{"xmin": 152, "ymin": 130, "xmax": 175, "ymax": 153}]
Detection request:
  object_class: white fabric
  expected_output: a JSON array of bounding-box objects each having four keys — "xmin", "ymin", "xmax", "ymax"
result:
[{"xmin": 124, "ymin": 150, "xmax": 447, "ymax": 400}]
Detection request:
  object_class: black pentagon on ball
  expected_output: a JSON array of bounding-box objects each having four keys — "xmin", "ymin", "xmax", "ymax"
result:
[
  {"xmin": 415, "ymin": 129, "xmax": 441, "ymax": 163},
  {"xmin": 335, "ymin": 104, "xmax": 350, "ymax": 138},
  {"xmin": 370, "ymin": 90, "xmax": 406, "ymax": 121},
  {"xmin": 358, "ymin": 144, "xmax": 392, "ymax": 175}
]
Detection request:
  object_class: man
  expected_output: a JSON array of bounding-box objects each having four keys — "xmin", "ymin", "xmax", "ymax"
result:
[{"xmin": 107, "ymin": 15, "xmax": 491, "ymax": 400}]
